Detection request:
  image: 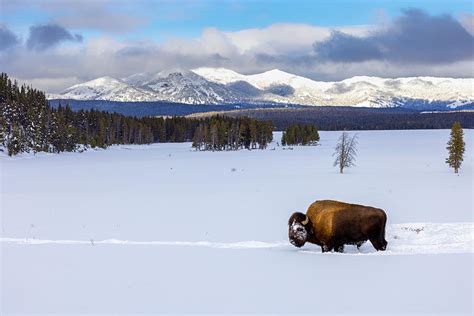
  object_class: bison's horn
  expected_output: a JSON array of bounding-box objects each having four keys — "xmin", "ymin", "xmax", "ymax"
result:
[{"xmin": 301, "ymin": 215, "xmax": 309, "ymax": 225}]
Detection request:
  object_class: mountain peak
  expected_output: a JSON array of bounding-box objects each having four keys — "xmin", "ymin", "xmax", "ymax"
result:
[
  {"xmin": 257, "ymin": 69, "xmax": 296, "ymax": 79},
  {"xmin": 157, "ymin": 67, "xmax": 193, "ymax": 77},
  {"xmin": 262, "ymin": 69, "xmax": 290, "ymax": 75},
  {"xmin": 49, "ymin": 68, "xmax": 474, "ymax": 109},
  {"xmin": 68, "ymin": 76, "xmax": 123, "ymax": 90},
  {"xmin": 191, "ymin": 67, "xmax": 245, "ymax": 85},
  {"xmin": 192, "ymin": 67, "xmax": 241, "ymax": 75},
  {"xmin": 122, "ymin": 72, "xmax": 154, "ymax": 85}
]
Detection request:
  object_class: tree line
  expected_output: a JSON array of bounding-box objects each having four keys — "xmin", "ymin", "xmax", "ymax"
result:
[
  {"xmin": 281, "ymin": 124, "xmax": 319, "ymax": 146},
  {"xmin": 0, "ymin": 73, "xmax": 273, "ymax": 156},
  {"xmin": 192, "ymin": 116, "xmax": 273, "ymax": 151},
  {"xmin": 214, "ymin": 107, "xmax": 474, "ymax": 130}
]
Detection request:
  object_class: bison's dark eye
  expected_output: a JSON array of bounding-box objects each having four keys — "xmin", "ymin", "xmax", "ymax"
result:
[{"xmin": 296, "ymin": 227, "xmax": 304, "ymax": 232}]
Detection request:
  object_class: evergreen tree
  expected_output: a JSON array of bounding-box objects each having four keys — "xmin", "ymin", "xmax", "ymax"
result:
[
  {"xmin": 281, "ymin": 124, "xmax": 319, "ymax": 146},
  {"xmin": 6, "ymin": 123, "xmax": 25, "ymax": 156},
  {"xmin": 192, "ymin": 124, "xmax": 204, "ymax": 150},
  {"xmin": 446, "ymin": 122, "xmax": 465, "ymax": 174},
  {"xmin": 281, "ymin": 132, "xmax": 287, "ymax": 146}
]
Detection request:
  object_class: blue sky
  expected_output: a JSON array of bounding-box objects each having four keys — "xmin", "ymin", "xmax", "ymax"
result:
[
  {"xmin": 143, "ymin": 0, "xmax": 473, "ymax": 35},
  {"xmin": 3, "ymin": 0, "xmax": 473, "ymax": 40},
  {"xmin": 0, "ymin": 0, "xmax": 473, "ymax": 91}
]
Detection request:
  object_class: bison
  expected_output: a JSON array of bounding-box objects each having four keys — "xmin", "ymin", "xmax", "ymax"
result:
[{"xmin": 288, "ymin": 200, "xmax": 388, "ymax": 253}]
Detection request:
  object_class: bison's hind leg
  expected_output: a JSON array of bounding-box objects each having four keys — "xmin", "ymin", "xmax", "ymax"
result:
[
  {"xmin": 356, "ymin": 240, "xmax": 366, "ymax": 250},
  {"xmin": 334, "ymin": 244, "xmax": 344, "ymax": 253}
]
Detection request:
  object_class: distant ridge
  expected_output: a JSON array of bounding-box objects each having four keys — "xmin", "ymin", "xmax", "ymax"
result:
[{"xmin": 48, "ymin": 68, "xmax": 474, "ymax": 110}]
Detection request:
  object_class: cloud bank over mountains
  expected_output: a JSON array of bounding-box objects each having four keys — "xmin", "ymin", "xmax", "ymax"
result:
[
  {"xmin": 314, "ymin": 9, "xmax": 474, "ymax": 64},
  {"xmin": 1, "ymin": 9, "xmax": 473, "ymax": 92},
  {"xmin": 26, "ymin": 24, "xmax": 83, "ymax": 51},
  {"xmin": 0, "ymin": 25, "xmax": 19, "ymax": 51}
]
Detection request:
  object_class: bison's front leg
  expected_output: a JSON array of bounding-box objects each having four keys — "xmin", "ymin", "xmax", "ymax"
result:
[
  {"xmin": 321, "ymin": 244, "xmax": 333, "ymax": 253},
  {"xmin": 369, "ymin": 237, "xmax": 387, "ymax": 251},
  {"xmin": 334, "ymin": 244, "xmax": 344, "ymax": 253},
  {"xmin": 356, "ymin": 241, "xmax": 365, "ymax": 250}
]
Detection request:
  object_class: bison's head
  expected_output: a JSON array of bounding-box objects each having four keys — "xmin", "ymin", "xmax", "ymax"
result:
[{"xmin": 288, "ymin": 212, "xmax": 311, "ymax": 248}]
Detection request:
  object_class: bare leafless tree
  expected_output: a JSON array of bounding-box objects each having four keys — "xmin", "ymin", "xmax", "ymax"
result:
[{"xmin": 333, "ymin": 131, "xmax": 358, "ymax": 174}]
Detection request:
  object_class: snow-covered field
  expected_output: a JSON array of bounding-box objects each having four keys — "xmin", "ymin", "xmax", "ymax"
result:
[{"xmin": 1, "ymin": 130, "xmax": 473, "ymax": 315}]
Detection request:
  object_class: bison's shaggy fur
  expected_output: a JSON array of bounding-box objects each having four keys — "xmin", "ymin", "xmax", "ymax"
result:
[{"xmin": 288, "ymin": 200, "xmax": 388, "ymax": 253}]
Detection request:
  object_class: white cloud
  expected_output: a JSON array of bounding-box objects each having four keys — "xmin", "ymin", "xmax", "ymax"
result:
[
  {"xmin": 3, "ymin": 19, "xmax": 473, "ymax": 92},
  {"xmin": 226, "ymin": 23, "xmax": 369, "ymax": 55}
]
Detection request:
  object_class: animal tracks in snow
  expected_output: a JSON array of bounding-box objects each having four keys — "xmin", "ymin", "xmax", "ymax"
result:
[{"xmin": 2, "ymin": 223, "xmax": 473, "ymax": 255}]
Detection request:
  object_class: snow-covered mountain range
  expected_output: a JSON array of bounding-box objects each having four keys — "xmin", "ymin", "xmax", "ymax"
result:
[{"xmin": 48, "ymin": 68, "xmax": 474, "ymax": 109}]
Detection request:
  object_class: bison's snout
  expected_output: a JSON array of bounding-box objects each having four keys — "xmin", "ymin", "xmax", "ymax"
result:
[
  {"xmin": 288, "ymin": 222, "xmax": 308, "ymax": 248},
  {"xmin": 289, "ymin": 237, "xmax": 306, "ymax": 248}
]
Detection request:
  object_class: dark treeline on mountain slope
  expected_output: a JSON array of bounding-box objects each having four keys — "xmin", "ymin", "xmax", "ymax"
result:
[
  {"xmin": 192, "ymin": 116, "xmax": 273, "ymax": 151},
  {"xmin": 0, "ymin": 73, "xmax": 273, "ymax": 156},
  {"xmin": 48, "ymin": 99, "xmax": 303, "ymax": 117},
  {"xmin": 281, "ymin": 124, "xmax": 320, "ymax": 146},
  {"xmin": 201, "ymin": 107, "xmax": 474, "ymax": 130}
]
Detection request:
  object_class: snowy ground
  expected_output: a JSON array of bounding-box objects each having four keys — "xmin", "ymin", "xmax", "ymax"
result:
[{"xmin": 1, "ymin": 130, "xmax": 473, "ymax": 315}]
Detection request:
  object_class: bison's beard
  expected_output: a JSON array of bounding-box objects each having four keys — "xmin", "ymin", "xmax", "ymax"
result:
[{"xmin": 289, "ymin": 222, "xmax": 308, "ymax": 248}]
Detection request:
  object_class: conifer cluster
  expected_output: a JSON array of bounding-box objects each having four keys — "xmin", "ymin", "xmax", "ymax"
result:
[
  {"xmin": 0, "ymin": 73, "xmax": 158, "ymax": 155},
  {"xmin": 281, "ymin": 124, "xmax": 319, "ymax": 146},
  {"xmin": 0, "ymin": 73, "xmax": 274, "ymax": 156},
  {"xmin": 192, "ymin": 116, "xmax": 273, "ymax": 151}
]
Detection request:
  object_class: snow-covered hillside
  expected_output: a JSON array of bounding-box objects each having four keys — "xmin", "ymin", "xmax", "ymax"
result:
[
  {"xmin": 195, "ymin": 68, "xmax": 474, "ymax": 108},
  {"xmin": 1, "ymin": 130, "xmax": 473, "ymax": 315},
  {"xmin": 47, "ymin": 77, "xmax": 156, "ymax": 102},
  {"xmin": 131, "ymin": 70, "xmax": 248, "ymax": 104},
  {"xmin": 47, "ymin": 68, "xmax": 474, "ymax": 109}
]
